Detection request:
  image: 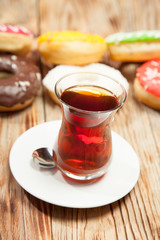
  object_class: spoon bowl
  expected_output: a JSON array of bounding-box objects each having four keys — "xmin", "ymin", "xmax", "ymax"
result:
[{"xmin": 32, "ymin": 147, "xmax": 57, "ymax": 168}]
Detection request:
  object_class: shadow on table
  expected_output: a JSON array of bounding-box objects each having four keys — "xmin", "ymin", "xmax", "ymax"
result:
[{"xmin": 25, "ymin": 190, "xmax": 127, "ymax": 221}]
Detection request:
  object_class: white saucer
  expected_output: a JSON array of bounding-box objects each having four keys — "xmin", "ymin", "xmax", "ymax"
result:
[{"xmin": 9, "ymin": 120, "xmax": 140, "ymax": 208}]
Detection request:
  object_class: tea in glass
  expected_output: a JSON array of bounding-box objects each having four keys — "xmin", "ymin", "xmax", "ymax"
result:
[{"xmin": 55, "ymin": 73, "xmax": 126, "ymax": 181}]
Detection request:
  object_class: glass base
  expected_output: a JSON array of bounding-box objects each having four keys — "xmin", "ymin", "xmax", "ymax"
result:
[{"xmin": 58, "ymin": 158, "xmax": 112, "ymax": 184}]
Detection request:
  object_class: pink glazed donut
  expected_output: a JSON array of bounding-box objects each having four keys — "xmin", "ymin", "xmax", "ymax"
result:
[{"xmin": 0, "ymin": 24, "xmax": 33, "ymax": 55}]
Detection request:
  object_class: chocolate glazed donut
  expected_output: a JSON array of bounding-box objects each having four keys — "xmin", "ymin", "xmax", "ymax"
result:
[{"xmin": 0, "ymin": 54, "xmax": 41, "ymax": 111}]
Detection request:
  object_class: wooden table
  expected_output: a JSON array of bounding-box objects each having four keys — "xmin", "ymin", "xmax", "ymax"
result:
[{"xmin": 0, "ymin": 0, "xmax": 160, "ymax": 239}]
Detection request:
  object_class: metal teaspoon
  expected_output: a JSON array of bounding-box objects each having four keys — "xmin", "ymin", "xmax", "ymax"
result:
[{"xmin": 32, "ymin": 147, "xmax": 57, "ymax": 168}]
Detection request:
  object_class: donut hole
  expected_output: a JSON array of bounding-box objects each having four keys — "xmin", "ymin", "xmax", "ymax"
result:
[{"xmin": 0, "ymin": 71, "xmax": 14, "ymax": 79}]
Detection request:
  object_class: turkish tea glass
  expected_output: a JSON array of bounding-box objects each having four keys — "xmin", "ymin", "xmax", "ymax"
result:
[{"xmin": 55, "ymin": 72, "xmax": 127, "ymax": 182}]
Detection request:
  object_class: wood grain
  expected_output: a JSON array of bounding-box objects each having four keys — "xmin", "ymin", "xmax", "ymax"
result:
[{"xmin": 0, "ymin": 0, "xmax": 160, "ymax": 239}]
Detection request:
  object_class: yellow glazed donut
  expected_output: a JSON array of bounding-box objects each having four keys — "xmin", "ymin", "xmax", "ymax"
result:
[
  {"xmin": 0, "ymin": 24, "xmax": 33, "ymax": 55},
  {"xmin": 37, "ymin": 31, "xmax": 106, "ymax": 65},
  {"xmin": 105, "ymin": 30, "xmax": 160, "ymax": 62}
]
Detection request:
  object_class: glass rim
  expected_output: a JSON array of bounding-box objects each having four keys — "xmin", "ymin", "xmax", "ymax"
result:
[{"xmin": 55, "ymin": 72, "xmax": 127, "ymax": 114}]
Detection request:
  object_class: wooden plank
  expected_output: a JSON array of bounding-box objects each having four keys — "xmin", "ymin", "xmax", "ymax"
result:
[
  {"xmin": 0, "ymin": 1, "xmax": 51, "ymax": 240},
  {"xmin": 112, "ymin": 85, "xmax": 160, "ymax": 239}
]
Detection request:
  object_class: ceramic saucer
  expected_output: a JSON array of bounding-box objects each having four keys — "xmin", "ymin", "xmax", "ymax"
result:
[{"xmin": 9, "ymin": 120, "xmax": 140, "ymax": 208}]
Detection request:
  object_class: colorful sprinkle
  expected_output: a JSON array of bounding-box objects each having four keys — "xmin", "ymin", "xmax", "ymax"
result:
[
  {"xmin": 38, "ymin": 31, "xmax": 105, "ymax": 44},
  {"xmin": 0, "ymin": 24, "xmax": 33, "ymax": 37}
]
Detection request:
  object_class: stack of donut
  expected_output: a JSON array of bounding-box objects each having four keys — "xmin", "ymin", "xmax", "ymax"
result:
[
  {"xmin": 1, "ymin": 25, "xmax": 159, "ymax": 111},
  {"xmin": 0, "ymin": 24, "xmax": 41, "ymax": 112},
  {"xmin": 37, "ymin": 29, "xmax": 160, "ymax": 110}
]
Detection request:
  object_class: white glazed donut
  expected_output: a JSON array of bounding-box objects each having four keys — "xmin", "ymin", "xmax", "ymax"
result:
[
  {"xmin": 42, "ymin": 63, "xmax": 129, "ymax": 105},
  {"xmin": 0, "ymin": 24, "xmax": 33, "ymax": 55}
]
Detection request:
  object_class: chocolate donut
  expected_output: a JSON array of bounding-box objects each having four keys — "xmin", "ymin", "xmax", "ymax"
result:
[{"xmin": 0, "ymin": 54, "xmax": 41, "ymax": 111}]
